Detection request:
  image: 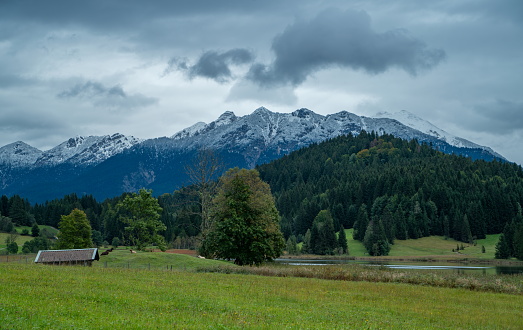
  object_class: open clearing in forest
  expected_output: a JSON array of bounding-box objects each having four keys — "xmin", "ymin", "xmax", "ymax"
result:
[{"xmin": 345, "ymin": 230, "xmax": 501, "ymax": 259}]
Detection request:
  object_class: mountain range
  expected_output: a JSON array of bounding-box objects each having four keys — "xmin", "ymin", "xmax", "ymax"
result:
[{"xmin": 0, "ymin": 107, "xmax": 506, "ymax": 203}]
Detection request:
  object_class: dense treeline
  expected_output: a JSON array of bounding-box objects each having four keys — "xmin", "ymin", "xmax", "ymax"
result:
[
  {"xmin": 0, "ymin": 188, "xmax": 202, "ymax": 250},
  {"xmin": 2, "ymin": 131, "xmax": 522, "ymax": 257},
  {"xmin": 256, "ymin": 131, "xmax": 523, "ymax": 255}
]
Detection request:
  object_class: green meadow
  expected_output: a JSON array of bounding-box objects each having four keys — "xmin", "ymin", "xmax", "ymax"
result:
[
  {"xmin": 345, "ymin": 230, "xmax": 501, "ymax": 260},
  {"xmin": 1, "ymin": 261, "xmax": 523, "ymax": 329},
  {"xmin": 2, "ymin": 235, "xmax": 522, "ymax": 328}
]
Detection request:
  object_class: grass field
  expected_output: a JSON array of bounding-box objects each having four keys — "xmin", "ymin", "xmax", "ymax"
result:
[
  {"xmin": 1, "ymin": 262, "xmax": 523, "ymax": 329},
  {"xmin": 343, "ymin": 230, "xmax": 501, "ymax": 259},
  {"xmin": 0, "ymin": 232, "xmax": 34, "ymax": 252},
  {"xmin": 94, "ymin": 248, "xmax": 230, "ymax": 271},
  {"xmin": 1, "ymin": 226, "xmax": 58, "ymax": 252}
]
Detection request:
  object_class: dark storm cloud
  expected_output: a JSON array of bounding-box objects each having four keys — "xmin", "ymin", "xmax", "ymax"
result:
[
  {"xmin": 57, "ymin": 81, "xmax": 156, "ymax": 109},
  {"xmin": 472, "ymin": 99, "xmax": 523, "ymax": 134},
  {"xmin": 247, "ymin": 9, "xmax": 446, "ymax": 87},
  {"xmin": 0, "ymin": 1, "xmax": 297, "ymax": 31},
  {"xmin": 165, "ymin": 49, "xmax": 254, "ymax": 83}
]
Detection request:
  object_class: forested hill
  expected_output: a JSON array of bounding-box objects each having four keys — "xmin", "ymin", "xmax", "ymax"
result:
[{"xmin": 257, "ymin": 131, "xmax": 523, "ymax": 252}]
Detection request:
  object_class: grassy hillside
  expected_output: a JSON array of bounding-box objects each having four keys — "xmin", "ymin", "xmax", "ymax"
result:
[
  {"xmin": 0, "ymin": 232, "xmax": 34, "ymax": 251},
  {"xmin": 12, "ymin": 225, "xmax": 58, "ymax": 236},
  {"xmin": 343, "ymin": 230, "xmax": 501, "ymax": 259},
  {"xmin": 1, "ymin": 262, "xmax": 522, "ymax": 329}
]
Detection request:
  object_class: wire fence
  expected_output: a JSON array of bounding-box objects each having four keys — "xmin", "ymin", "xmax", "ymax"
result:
[
  {"xmin": 97, "ymin": 261, "xmax": 192, "ymax": 272},
  {"xmin": 0, "ymin": 254, "xmax": 35, "ymax": 263},
  {"xmin": 0, "ymin": 255, "xmax": 194, "ymax": 272}
]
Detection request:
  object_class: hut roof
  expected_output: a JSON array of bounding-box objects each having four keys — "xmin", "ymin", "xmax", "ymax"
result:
[{"xmin": 35, "ymin": 248, "xmax": 99, "ymax": 263}]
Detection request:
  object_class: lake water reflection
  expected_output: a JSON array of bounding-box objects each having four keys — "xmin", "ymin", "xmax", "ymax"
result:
[{"xmin": 275, "ymin": 259, "xmax": 523, "ymax": 275}]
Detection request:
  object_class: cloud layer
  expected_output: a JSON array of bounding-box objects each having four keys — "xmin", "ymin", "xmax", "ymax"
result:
[
  {"xmin": 246, "ymin": 9, "xmax": 446, "ymax": 87},
  {"xmin": 58, "ymin": 81, "xmax": 157, "ymax": 109},
  {"xmin": 0, "ymin": 1, "xmax": 521, "ymax": 164},
  {"xmin": 165, "ymin": 49, "xmax": 254, "ymax": 83}
]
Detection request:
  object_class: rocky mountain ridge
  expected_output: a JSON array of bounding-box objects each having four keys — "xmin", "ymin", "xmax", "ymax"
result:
[{"xmin": 0, "ymin": 107, "xmax": 506, "ymax": 202}]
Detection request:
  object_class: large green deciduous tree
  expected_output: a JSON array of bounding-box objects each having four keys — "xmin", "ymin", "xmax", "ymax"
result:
[
  {"xmin": 117, "ymin": 189, "xmax": 166, "ymax": 251},
  {"xmin": 200, "ymin": 168, "xmax": 285, "ymax": 265},
  {"xmin": 56, "ymin": 209, "xmax": 93, "ymax": 249}
]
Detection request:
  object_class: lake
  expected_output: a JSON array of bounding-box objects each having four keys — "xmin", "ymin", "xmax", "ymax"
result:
[{"xmin": 275, "ymin": 259, "xmax": 523, "ymax": 275}]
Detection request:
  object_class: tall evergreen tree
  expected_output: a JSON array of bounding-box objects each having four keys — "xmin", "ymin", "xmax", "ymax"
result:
[
  {"xmin": 310, "ymin": 210, "xmax": 337, "ymax": 255},
  {"xmin": 302, "ymin": 229, "xmax": 312, "ymax": 254},
  {"xmin": 353, "ymin": 204, "xmax": 369, "ymax": 241},
  {"xmin": 286, "ymin": 235, "xmax": 298, "ymax": 255},
  {"xmin": 363, "ymin": 219, "xmax": 390, "ymax": 256},
  {"xmin": 337, "ymin": 225, "xmax": 348, "ymax": 254},
  {"xmin": 495, "ymin": 233, "xmax": 511, "ymax": 259},
  {"xmin": 31, "ymin": 223, "xmax": 40, "ymax": 237}
]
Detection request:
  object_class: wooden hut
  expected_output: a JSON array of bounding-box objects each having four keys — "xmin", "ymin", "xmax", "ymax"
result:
[{"xmin": 35, "ymin": 248, "xmax": 99, "ymax": 266}]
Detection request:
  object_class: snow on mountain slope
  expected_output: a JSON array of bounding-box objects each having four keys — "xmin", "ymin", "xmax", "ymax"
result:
[
  {"xmin": 0, "ymin": 107, "xmax": 506, "ymax": 171},
  {"xmin": 165, "ymin": 107, "xmax": 505, "ymax": 167},
  {"xmin": 34, "ymin": 133, "xmax": 142, "ymax": 167},
  {"xmin": 374, "ymin": 110, "xmax": 504, "ymax": 158},
  {"xmin": 0, "ymin": 141, "xmax": 43, "ymax": 167}
]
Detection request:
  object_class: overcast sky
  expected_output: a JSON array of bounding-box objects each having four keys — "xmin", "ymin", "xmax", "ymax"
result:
[{"xmin": 1, "ymin": 1, "xmax": 522, "ymax": 164}]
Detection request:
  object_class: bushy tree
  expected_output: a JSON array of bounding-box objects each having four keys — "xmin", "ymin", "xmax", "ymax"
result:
[
  {"xmin": 6, "ymin": 241, "xmax": 18, "ymax": 254},
  {"xmin": 56, "ymin": 209, "xmax": 93, "ymax": 249},
  {"xmin": 111, "ymin": 236, "xmax": 121, "ymax": 247},
  {"xmin": 91, "ymin": 230, "xmax": 103, "ymax": 247},
  {"xmin": 31, "ymin": 223, "xmax": 40, "ymax": 237},
  {"xmin": 0, "ymin": 215, "xmax": 14, "ymax": 233},
  {"xmin": 22, "ymin": 236, "xmax": 52, "ymax": 253},
  {"xmin": 200, "ymin": 168, "xmax": 285, "ymax": 265},
  {"xmin": 117, "ymin": 189, "xmax": 166, "ymax": 251}
]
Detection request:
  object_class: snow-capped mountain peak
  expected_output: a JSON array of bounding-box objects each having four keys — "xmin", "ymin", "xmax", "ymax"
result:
[
  {"xmin": 171, "ymin": 122, "xmax": 207, "ymax": 140},
  {"xmin": 0, "ymin": 141, "xmax": 43, "ymax": 167},
  {"xmin": 214, "ymin": 111, "xmax": 237, "ymax": 126},
  {"xmin": 374, "ymin": 110, "xmax": 489, "ymax": 150},
  {"xmin": 0, "ymin": 107, "xmax": 507, "ymax": 202},
  {"xmin": 34, "ymin": 133, "xmax": 142, "ymax": 167}
]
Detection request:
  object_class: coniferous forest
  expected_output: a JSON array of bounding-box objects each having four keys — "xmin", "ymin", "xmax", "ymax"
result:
[
  {"xmin": 256, "ymin": 132, "xmax": 523, "ymax": 256},
  {"xmin": 1, "ymin": 131, "xmax": 523, "ymax": 257}
]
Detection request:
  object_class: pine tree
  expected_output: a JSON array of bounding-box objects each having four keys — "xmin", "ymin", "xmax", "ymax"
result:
[
  {"xmin": 363, "ymin": 219, "xmax": 390, "ymax": 256},
  {"xmin": 310, "ymin": 210, "xmax": 337, "ymax": 255},
  {"xmin": 353, "ymin": 204, "xmax": 369, "ymax": 241},
  {"xmin": 302, "ymin": 229, "xmax": 312, "ymax": 254},
  {"xmin": 286, "ymin": 235, "xmax": 298, "ymax": 255},
  {"xmin": 337, "ymin": 225, "xmax": 348, "ymax": 254},
  {"xmin": 495, "ymin": 233, "xmax": 511, "ymax": 259},
  {"xmin": 31, "ymin": 223, "xmax": 40, "ymax": 237}
]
